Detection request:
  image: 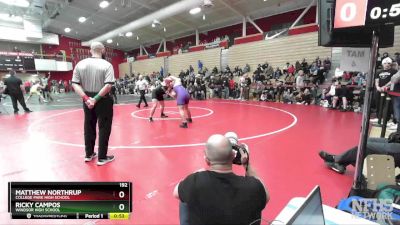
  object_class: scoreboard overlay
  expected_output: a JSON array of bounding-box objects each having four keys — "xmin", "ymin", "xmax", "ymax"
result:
[{"xmin": 8, "ymin": 182, "xmax": 132, "ymax": 220}]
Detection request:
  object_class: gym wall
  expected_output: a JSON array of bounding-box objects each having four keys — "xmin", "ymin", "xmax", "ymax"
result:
[
  {"xmin": 168, "ymin": 48, "xmax": 222, "ymax": 75},
  {"xmin": 131, "ymin": 57, "xmax": 165, "ymax": 75},
  {"xmin": 229, "ymin": 32, "xmax": 332, "ymax": 72}
]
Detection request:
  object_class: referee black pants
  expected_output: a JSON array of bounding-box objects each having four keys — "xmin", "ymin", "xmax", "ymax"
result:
[
  {"xmin": 137, "ymin": 90, "xmax": 148, "ymax": 106},
  {"xmin": 10, "ymin": 93, "xmax": 29, "ymax": 112},
  {"xmin": 83, "ymin": 93, "xmax": 113, "ymax": 159}
]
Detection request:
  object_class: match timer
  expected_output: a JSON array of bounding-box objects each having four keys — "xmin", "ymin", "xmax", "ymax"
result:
[{"xmin": 367, "ymin": 2, "xmax": 400, "ymax": 22}]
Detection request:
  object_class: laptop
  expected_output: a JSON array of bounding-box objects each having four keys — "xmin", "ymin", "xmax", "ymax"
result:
[{"xmin": 286, "ymin": 185, "xmax": 325, "ymax": 225}]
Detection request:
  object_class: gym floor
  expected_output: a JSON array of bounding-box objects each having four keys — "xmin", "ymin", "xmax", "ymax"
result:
[{"xmin": 0, "ymin": 94, "xmax": 362, "ymax": 224}]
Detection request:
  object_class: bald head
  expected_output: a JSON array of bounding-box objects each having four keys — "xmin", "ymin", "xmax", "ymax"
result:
[
  {"xmin": 90, "ymin": 42, "xmax": 105, "ymax": 54},
  {"xmin": 205, "ymin": 134, "xmax": 233, "ymax": 164}
]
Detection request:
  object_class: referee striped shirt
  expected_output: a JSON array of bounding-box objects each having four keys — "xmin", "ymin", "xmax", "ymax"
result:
[{"xmin": 72, "ymin": 58, "xmax": 115, "ymax": 92}]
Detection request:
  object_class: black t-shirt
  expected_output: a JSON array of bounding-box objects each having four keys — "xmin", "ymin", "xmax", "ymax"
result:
[
  {"xmin": 178, "ymin": 171, "xmax": 267, "ymax": 225},
  {"xmin": 4, "ymin": 76, "xmax": 22, "ymax": 95},
  {"xmin": 375, "ymin": 69, "xmax": 397, "ymax": 87},
  {"xmin": 151, "ymin": 86, "xmax": 165, "ymax": 100}
]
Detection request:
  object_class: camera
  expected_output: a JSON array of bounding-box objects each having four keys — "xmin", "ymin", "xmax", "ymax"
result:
[{"xmin": 225, "ymin": 132, "xmax": 249, "ymax": 165}]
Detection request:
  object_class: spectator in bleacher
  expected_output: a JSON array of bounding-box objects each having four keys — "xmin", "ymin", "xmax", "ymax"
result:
[
  {"xmin": 244, "ymin": 74, "xmax": 252, "ymax": 100},
  {"xmin": 253, "ymin": 69, "xmax": 261, "ymax": 83},
  {"xmin": 200, "ymin": 77, "xmax": 207, "ymax": 100},
  {"xmin": 395, "ymin": 52, "xmax": 400, "ymax": 65},
  {"xmin": 283, "ymin": 88, "xmax": 294, "ymax": 104},
  {"xmin": 264, "ymin": 81, "xmax": 275, "ymax": 101},
  {"xmin": 273, "ymin": 67, "xmax": 282, "ymax": 80},
  {"xmin": 354, "ymin": 72, "xmax": 366, "ymax": 86},
  {"xmin": 243, "ymin": 64, "xmax": 250, "ymax": 74},
  {"xmin": 314, "ymin": 66, "xmax": 326, "ymax": 85},
  {"xmin": 284, "ymin": 72, "xmax": 295, "ymax": 85},
  {"xmin": 265, "ymin": 64, "xmax": 274, "ymax": 80},
  {"xmin": 287, "ymin": 63, "xmax": 295, "ymax": 75},
  {"xmin": 295, "ymin": 61, "xmax": 301, "ymax": 72},
  {"xmin": 253, "ymin": 81, "xmax": 263, "ymax": 101},
  {"xmin": 295, "ymin": 70, "xmax": 305, "ymax": 89},
  {"xmin": 301, "ymin": 58, "xmax": 309, "ymax": 72},
  {"xmin": 275, "ymin": 81, "xmax": 284, "ymax": 103},
  {"xmin": 321, "ymin": 81, "xmax": 336, "ymax": 107},
  {"xmin": 221, "ymin": 75, "xmax": 230, "ymax": 99},
  {"xmin": 392, "ymin": 61, "xmax": 399, "ymax": 71},
  {"xmin": 283, "ymin": 62, "xmax": 289, "ymax": 74},
  {"xmin": 238, "ymin": 74, "xmax": 247, "ymax": 100},
  {"xmin": 294, "ymin": 89, "xmax": 305, "ymax": 104},
  {"xmin": 303, "ymin": 88, "xmax": 312, "ymax": 105},
  {"xmin": 310, "ymin": 62, "xmax": 318, "ymax": 75},
  {"xmin": 212, "ymin": 66, "xmax": 218, "ymax": 74},
  {"xmin": 323, "ymin": 57, "xmax": 332, "ymax": 71},
  {"xmin": 225, "ymin": 65, "xmax": 231, "ymax": 73},
  {"xmin": 233, "ymin": 82, "xmax": 240, "ymax": 99},
  {"xmin": 310, "ymin": 85, "xmax": 319, "ymax": 105},
  {"xmin": 187, "ymin": 84, "xmax": 195, "ymax": 99},
  {"xmin": 331, "ymin": 81, "xmax": 351, "ymax": 112},
  {"xmin": 315, "ymin": 56, "xmax": 322, "ymax": 67},
  {"xmin": 342, "ymin": 71, "xmax": 352, "ymax": 81}
]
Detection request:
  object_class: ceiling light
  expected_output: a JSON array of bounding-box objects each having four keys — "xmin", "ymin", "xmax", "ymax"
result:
[
  {"xmin": 151, "ymin": 23, "xmax": 155, "ymax": 28},
  {"xmin": 64, "ymin": 27, "xmax": 71, "ymax": 33},
  {"xmin": 99, "ymin": 1, "xmax": 110, "ymax": 8},
  {"xmin": 189, "ymin": 7, "xmax": 201, "ymax": 15},
  {"xmin": 125, "ymin": 32, "xmax": 133, "ymax": 37},
  {"xmin": 0, "ymin": 0, "xmax": 29, "ymax": 8},
  {"xmin": 106, "ymin": 39, "xmax": 113, "ymax": 43},
  {"xmin": 78, "ymin": 17, "xmax": 86, "ymax": 23},
  {"xmin": 117, "ymin": 43, "xmax": 119, "ymax": 46},
  {"xmin": 163, "ymin": 27, "xmax": 166, "ymax": 32},
  {"xmin": 136, "ymin": 36, "xmax": 139, "ymax": 40},
  {"xmin": 118, "ymin": 33, "xmax": 124, "ymax": 37},
  {"xmin": 203, "ymin": 14, "xmax": 206, "ymax": 20}
]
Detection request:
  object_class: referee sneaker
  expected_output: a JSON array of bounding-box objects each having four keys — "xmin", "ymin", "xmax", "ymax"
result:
[{"xmin": 71, "ymin": 42, "xmax": 115, "ymax": 166}]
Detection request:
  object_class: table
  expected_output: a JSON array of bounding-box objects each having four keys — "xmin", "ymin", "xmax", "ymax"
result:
[{"xmin": 272, "ymin": 197, "xmax": 379, "ymax": 225}]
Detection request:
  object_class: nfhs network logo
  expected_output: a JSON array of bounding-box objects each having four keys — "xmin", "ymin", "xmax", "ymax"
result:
[{"xmin": 351, "ymin": 198, "xmax": 394, "ymax": 221}]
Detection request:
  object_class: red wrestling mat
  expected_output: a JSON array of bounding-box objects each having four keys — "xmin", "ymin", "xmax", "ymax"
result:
[{"xmin": 0, "ymin": 100, "xmax": 362, "ymax": 224}]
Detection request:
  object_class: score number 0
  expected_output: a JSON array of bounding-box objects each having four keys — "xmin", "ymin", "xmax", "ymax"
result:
[
  {"xmin": 339, "ymin": 2, "xmax": 358, "ymax": 22},
  {"xmin": 334, "ymin": 0, "xmax": 368, "ymax": 28}
]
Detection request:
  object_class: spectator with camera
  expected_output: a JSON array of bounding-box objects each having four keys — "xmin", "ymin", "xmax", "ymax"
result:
[{"xmin": 173, "ymin": 133, "xmax": 268, "ymax": 225}]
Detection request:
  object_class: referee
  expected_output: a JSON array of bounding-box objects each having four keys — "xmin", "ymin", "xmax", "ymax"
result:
[
  {"xmin": 71, "ymin": 42, "xmax": 115, "ymax": 166},
  {"xmin": 135, "ymin": 75, "xmax": 149, "ymax": 108}
]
